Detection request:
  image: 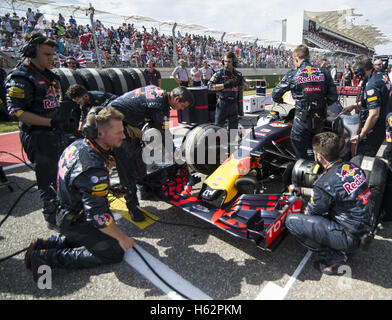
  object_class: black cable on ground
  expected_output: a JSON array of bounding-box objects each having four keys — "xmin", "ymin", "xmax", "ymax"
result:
[
  {"xmin": 0, "ymin": 182, "xmax": 37, "ymax": 229},
  {"xmin": 0, "ymin": 150, "xmax": 34, "ymax": 171},
  {"xmin": 0, "ymin": 247, "xmax": 28, "ymax": 264}
]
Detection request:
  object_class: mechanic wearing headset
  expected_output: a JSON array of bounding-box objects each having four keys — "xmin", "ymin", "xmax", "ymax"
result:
[
  {"xmin": 102, "ymin": 85, "xmax": 194, "ymax": 222},
  {"xmin": 5, "ymin": 31, "xmax": 67, "ymax": 229},
  {"xmin": 343, "ymin": 54, "xmax": 391, "ymax": 157},
  {"xmin": 208, "ymin": 51, "xmax": 249, "ymax": 140},
  {"xmin": 286, "ymin": 131, "xmax": 371, "ymax": 275},
  {"xmin": 65, "ymin": 83, "xmax": 118, "ymax": 131},
  {"xmin": 25, "ymin": 107, "xmax": 136, "ymax": 283},
  {"xmin": 272, "ymin": 44, "xmax": 337, "ymax": 160}
]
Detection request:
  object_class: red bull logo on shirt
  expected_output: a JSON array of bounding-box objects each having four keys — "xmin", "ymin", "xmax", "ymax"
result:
[
  {"xmin": 297, "ymin": 66, "xmax": 325, "ymax": 84},
  {"xmin": 336, "ymin": 164, "xmax": 356, "ymax": 181},
  {"xmin": 343, "ymin": 172, "xmax": 366, "ymax": 195}
]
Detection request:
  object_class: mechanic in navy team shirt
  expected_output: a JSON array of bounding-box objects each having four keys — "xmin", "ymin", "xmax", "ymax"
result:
[
  {"xmin": 343, "ymin": 54, "xmax": 391, "ymax": 157},
  {"xmin": 286, "ymin": 131, "xmax": 371, "ymax": 275},
  {"xmin": 208, "ymin": 51, "xmax": 249, "ymax": 139},
  {"xmin": 272, "ymin": 44, "xmax": 337, "ymax": 160},
  {"xmin": 25, "ymin": 107, "xmax": 136, "ymax": 283},
  {"xmin": 105, "ymin": 85, "xmax": 194, "ymax": 221},
  {"xmin": 65, "ymin": 84, "xmax": 118, "ymax": 131}
]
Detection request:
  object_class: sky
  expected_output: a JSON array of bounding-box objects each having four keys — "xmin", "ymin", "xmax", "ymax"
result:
[{"xmin": 12, "ymin": 0, "xmax": 392, "ymax": 55}]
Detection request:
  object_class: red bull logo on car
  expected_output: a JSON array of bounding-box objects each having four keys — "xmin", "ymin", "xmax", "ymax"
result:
[{"xmin": 298, "ymin": 66, "xmax": 325, "ymax": 84}]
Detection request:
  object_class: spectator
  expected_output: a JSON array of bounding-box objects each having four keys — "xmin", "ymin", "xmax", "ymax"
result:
[
  {"xmin": 172, "ymin": 59, "xmax": 189, "ymax": 87},
  {"xmin": 26, "ymin": 8, "xmax": 35, "ymax": 26},
  {"xmin": 143, "ymin": 59, "xmax": 161, "ymax": 87},
  {"xmin": 201, "ymin": 60, "xmax": 214, "ymax": 85},
  {"xmin": 342, "ymin": 63, "xmax": 353, "ymax": 86},
  {"xmin": 1, "ymin": 13, "xmax": 13, "ymax": 34},
  {"xmin": 190, "ymin": 61, "xmax": 201, "ymax": 87},
  {"xmin": 69, "ymin": 16, "xmax": 76, "ymax": 27}
]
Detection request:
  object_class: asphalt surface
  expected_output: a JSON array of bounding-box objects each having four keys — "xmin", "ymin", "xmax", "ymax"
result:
[{"xmin": 1, "ymin": 102, "xmax": 391, "ymax": 302}]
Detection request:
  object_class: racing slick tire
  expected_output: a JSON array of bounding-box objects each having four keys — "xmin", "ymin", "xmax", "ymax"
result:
[
  {"xmin": 350, "ymin": 155, "xmax": 388, "ymax": 225},
  {"xmin": 99, "ymin": 68, "xmax": 128, "ymax": 95},
  {"xmin": 183, "ymin": 124, "xmax": 229, "ymax": 175},
  {"xmin": 78, "ymin": 68, "xmax": 114, "ymax": 93}
]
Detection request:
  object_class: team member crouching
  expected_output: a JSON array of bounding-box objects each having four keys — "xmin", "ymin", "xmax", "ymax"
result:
[
  {"xmin": 285, "ymin": 132, "xmax": 371, "ymax": 275},
  {"xmin": 25, "ymin": 107, "xmax": 136, "ymax": 283}
]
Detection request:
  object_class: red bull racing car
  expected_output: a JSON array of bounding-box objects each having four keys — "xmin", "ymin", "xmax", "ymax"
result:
[{"xmin": 144, "ymin": 104, "xmax": 389, "ymax": 251}]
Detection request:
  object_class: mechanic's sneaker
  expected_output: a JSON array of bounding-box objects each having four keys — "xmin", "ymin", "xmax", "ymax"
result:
[
  {"xmin": 130, "ymin": 207, "xmax": 145, "ymax": 222},
  {"xmin": 24, "ymin": 239, "xmax": 38, "ymax": 270}
]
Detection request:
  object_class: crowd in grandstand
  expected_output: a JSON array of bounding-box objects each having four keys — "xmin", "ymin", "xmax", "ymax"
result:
[
  {"xmin": 303, "ymin": 30, "xmax": 372, "ymax": 56},
  {"xmin": 0, "ymin": 8, "xmax": 358, "ymax": 71}
]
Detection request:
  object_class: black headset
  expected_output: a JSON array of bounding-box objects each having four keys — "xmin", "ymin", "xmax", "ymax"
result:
[
  {"xmin": 82, "ymin": 106, "xmax": 104, "ymax": 140},
  {"xmin": 20, "ymin": 35, "xmax": 48, "ymax": 58},
  {"xmin": 354, "ymin": 67, "xmax": 366, "ymax": 80}
]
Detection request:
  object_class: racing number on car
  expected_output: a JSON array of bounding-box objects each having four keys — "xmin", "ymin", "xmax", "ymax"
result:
[{"xmin": 266, "ymin": 200, "xmax": 301, "ymax": 247}]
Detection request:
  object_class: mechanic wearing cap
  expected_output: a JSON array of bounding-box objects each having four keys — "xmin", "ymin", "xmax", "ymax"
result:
[
  {"xmin": 272, "ymin": 44, "xmax": 337, "ymax": 160},
  {"xmin": 102, "ymin": 85, "xmax": 194, "ymax": 222},
  {"xmin": 25, "ymin": 107, "xmax": 136, "ymax": 283},
  {"xmin": 5, "ymin": 31, "xmax": 67, "ymax": 229},
  {"xmin": 343, "ymin": 54, "xmax": 391, "ymax": 157},
  {"xmin": 65, "ymin": 83, "xmax": 117, "ymax": 131},
  {"xmin": 208, "ymin": 51, "xmax": 249, "ymax": 139},
  {"xmin": 286, "ymin": 131, "xmax": 371, "ymax": 275}
]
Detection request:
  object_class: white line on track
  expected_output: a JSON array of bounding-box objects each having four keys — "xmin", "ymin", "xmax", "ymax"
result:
[
  {"xmin": 255, "ymin": 250, "xmax": 312, "ymax": 300},
  {"xmin": 124, "ymin": 245, "xmax": 212, "ymax": 300},
  {"xmin": 114, "ymin": 212, "xmax": 212, "ymax": 300}
]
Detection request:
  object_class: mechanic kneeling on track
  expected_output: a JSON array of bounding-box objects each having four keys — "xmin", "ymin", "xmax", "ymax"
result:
[
  {"xmin": 25, "ymin": 107, "xmax": 136, "ymax": 283},
  {"xmin": 272, "ymin": 44, "xmax": 337, "ymax": 160},
  {"xmin": 286, "ymin": 131, "xmax": 371, "ymax": 275},
  {"xmin": 104, "ymin": 85, "xmax": 194, "ymax": 222},
  {"xmin": 65, "ymin": 83, "xmax": 118, "ymax": 131}
]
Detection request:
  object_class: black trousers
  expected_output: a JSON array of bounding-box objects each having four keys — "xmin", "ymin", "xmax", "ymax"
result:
[
  {"xmin": 34, "ymin": 221, "xmax": 124, "ymax": 269},
  {"xmin": 113, "ymin": 135, "xmax": 146, "ymax": 211},
  {"xmin": 20, "ymin": 129, "xmax": 66, "ymax": 220},
  {"xmin": 285, "ymin": 213, "xmax": 360, "ymax": 260},
  {"xmin": 290, "ymin": 116, "xmax": 324, "ymax": 160},
  {"xmin": 215, "ymin": 99, "xmax": 238, "ymax": 131}
]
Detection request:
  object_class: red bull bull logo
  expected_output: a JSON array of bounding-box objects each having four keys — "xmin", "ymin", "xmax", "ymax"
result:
[
  {"xmin": 300, "ymin": 66, "xmax": 320, "ymax": 75},
  {"xmin": 297, "ymin": 67, "xmax": 324, "ymax": 84},
  {"xmin": 337, "ymin": 164, "xmax": 357, "ymax": 181}
]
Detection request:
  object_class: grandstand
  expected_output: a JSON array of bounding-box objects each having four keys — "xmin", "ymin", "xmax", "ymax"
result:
[
  {"xmin": 285, "ymin": 9, "xmax": 390, "ymax": 58},
  {"xmin": 0, "ymin": 2, "xmax": 390, "ymax": 75}
]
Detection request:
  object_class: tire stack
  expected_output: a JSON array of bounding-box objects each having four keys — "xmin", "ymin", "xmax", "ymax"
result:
[{"xmin": 53, "ymin": 67, "xmax": 147, "ymax": 133}]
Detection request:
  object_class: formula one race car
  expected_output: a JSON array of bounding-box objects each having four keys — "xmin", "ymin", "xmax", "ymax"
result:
[{"xmin": 144, "ymin": 104, "xmax": 390, "ymax": 251}]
